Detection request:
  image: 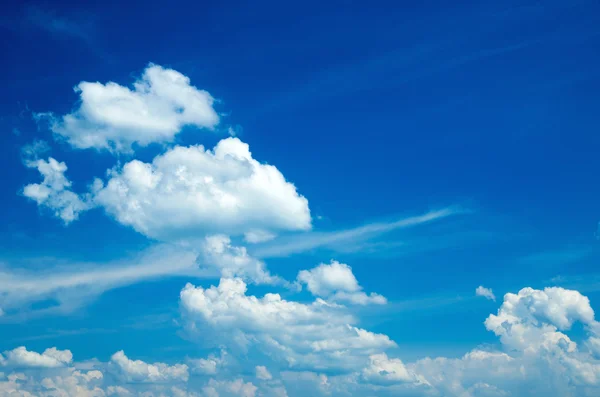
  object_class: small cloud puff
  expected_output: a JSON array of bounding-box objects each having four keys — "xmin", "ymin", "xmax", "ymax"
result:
[{"xmin": 476, "ymin": 285, "xmax": 496, "ymax": 301}]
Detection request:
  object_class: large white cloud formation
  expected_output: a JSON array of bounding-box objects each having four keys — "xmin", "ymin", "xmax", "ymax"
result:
[
  {"xmin": 296, "ymin": 260, "xmax": 387, "ymax": 305},
  {"xmin": 22, "ymin": 137, "xmax": 311, "ymax": 242},
  {"xmin": 39, "ymin": 64, "xmax": 219, "ymax": 152},
  {"xmin": 5, "ymin": 284, "xmax": 600, "ymax": 396},
  {"xmin": 179, "ymin": 277, "xmax": 395, "ymax": 371},
  {"xmin": 177, "ymin": 283, "xmax": 600, "ymax": 396},
  {"xmin": 93, "ymin": 137, "xmax": 311, "ymax": 241}
]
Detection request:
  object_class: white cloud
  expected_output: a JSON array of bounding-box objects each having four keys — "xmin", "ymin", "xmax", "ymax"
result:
[
  {"xmin": 361, "ymin": 286, "xmax": 600, "ymax": 396},
  {"xmin": 93, "ymin": 137, "xmax": 311, "ymax": 241},
  {"xmin": 0, "ymin": 346, "xmax": 72, "ymax": 368},
  {"xmin": 255, "ymin": 366, "xmax": 272, "ymax": 381},
  {"xmin": 110, "ymin": 350, "xmax": 189, "ymax": 383},
  {"xmin": 297, "ymin": 260, "xmax": 386, "ymax": 305},
  {"xmin": 180, "ymin": 277, "xmax": 395, "ymax": 371},
  {"xmin": 0, "ymin": 348, "xmax": 197, "ymax": 396},
  {"xmin": 475, "ymin": 286, "xmax": 496, "ymax": 301},
  {"xmin": 22, "ymin": 157, "xmax": 90, "ymax": 223},
  {"xmin": 38, "ymin": 64, "xmax": 219, "ymax": 152}
]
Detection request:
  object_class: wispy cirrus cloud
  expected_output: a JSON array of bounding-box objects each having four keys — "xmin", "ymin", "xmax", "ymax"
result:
[
  {"xmin": 0, "ymin": 244, "xmax": 202, "ymax": 320},
  {"xmin": 251, "ymin": 206, "xmax": 467, "ymax": 258},
  {"xmin": 23, "ymin": 5, "xmax": 93, "ymax": 42}
]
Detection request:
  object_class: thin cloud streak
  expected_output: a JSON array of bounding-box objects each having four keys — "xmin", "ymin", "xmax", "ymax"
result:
[
  {"xmin": 252, "ymin": 206, "xmax": 467, "ymax": 258},
  {"xmin": 0, "ymin": 244, "xmax": 206, "ymax": 320}
]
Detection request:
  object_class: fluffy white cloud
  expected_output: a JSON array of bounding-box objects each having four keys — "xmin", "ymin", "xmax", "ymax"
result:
[
  {"xmin": 39, "ymin": 64, "xmax": 219, "ymax": 152},
  {"xmin": 93, "ymin": 137, "xmax": 311, "ymax": 241},
  {"xmin": 484, "ymin": 286, "xmax": 596, "ymax": 353},
  {"xmin": 109, "ymin": 351, "xmax": 189, "ymax": 383},
  {"xmin": 297, "ymin": 261, "xmax": 386, "ymax": 305},
  {"xmin": 475, "ymin": 286, "xmax": 496, "ymax": 301},
  {"xmin": 22, "ymin": 157, "xmax": 90, "ymax": 223},
  {"xmin": 180, "ymin": 277, "xmax": 395, "ymax": 371},
  {"xmin": 0, "ymin": 347, "xmax": 72, "ymax": 368}
]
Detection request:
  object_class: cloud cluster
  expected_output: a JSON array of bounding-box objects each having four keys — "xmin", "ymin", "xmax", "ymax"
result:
[
  {"xmin": 297, "ymin": 260, "xmax": 387, "ymax": 305},
  {"xmin": 178, "ymin": 282, "xmax": 600, "ymax": 396},
  {"xmin": 180, "ymin": 277, "xmax": 395, "ymax": 371},
  {"xmin": 5, "ymin": 284, "xmax": 600, "ymax": 396},
  {"xmin": 23, "ymin": 137, "xmax": 311, "ymax": 243},
  {"xmin": 39, "ymin": 64, "xmax": 219, "ymax": 152}
]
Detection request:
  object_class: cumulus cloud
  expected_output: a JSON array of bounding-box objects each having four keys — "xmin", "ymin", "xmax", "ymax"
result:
[
  {"xmin": 110, "ymin": 351, "xmax": 189, "ymax": 383},
  {"xmin": 38, "ymin": 64, "xmax": 219, "ymax": 152},
  {"xmin": 0, "ymin": 346, "xmax": 72, "ymax": 368},
  {"xmin": 0, "ymin": 347, "xmax": 200, "ymax": 396},
  {"xmin": 22, "ymin": 157, "xmax": 90, "ymax": 223},
  {"xmin": 361, "ymin": 286, "xmax": 600, "ymax": 396},
  {"xmin": 297, "ymin": 261, "xmax": 387, "ymax": 305},
  {"xmin": 175, "ymin": 283, "xmax": 600, "ymax": 396},
  {"xmin": 180, "ymin": 277, "xmax": 395, "ymax": 371},
  {"xmin": 475, "ymin": 286, "xmax": 496, "ymax": 301},
  {"xmin": 484, "ymin": 286, "xmax": 596, "ymax": 353},
  {"xmin": 93, "ymin": 137, "xmax": 311, "ymax": 241}
]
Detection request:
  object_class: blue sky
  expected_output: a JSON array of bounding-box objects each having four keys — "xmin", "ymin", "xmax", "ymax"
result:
[{"xmin": 1, "ymin": 1, "xmax": 600, "ymax": 396}]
